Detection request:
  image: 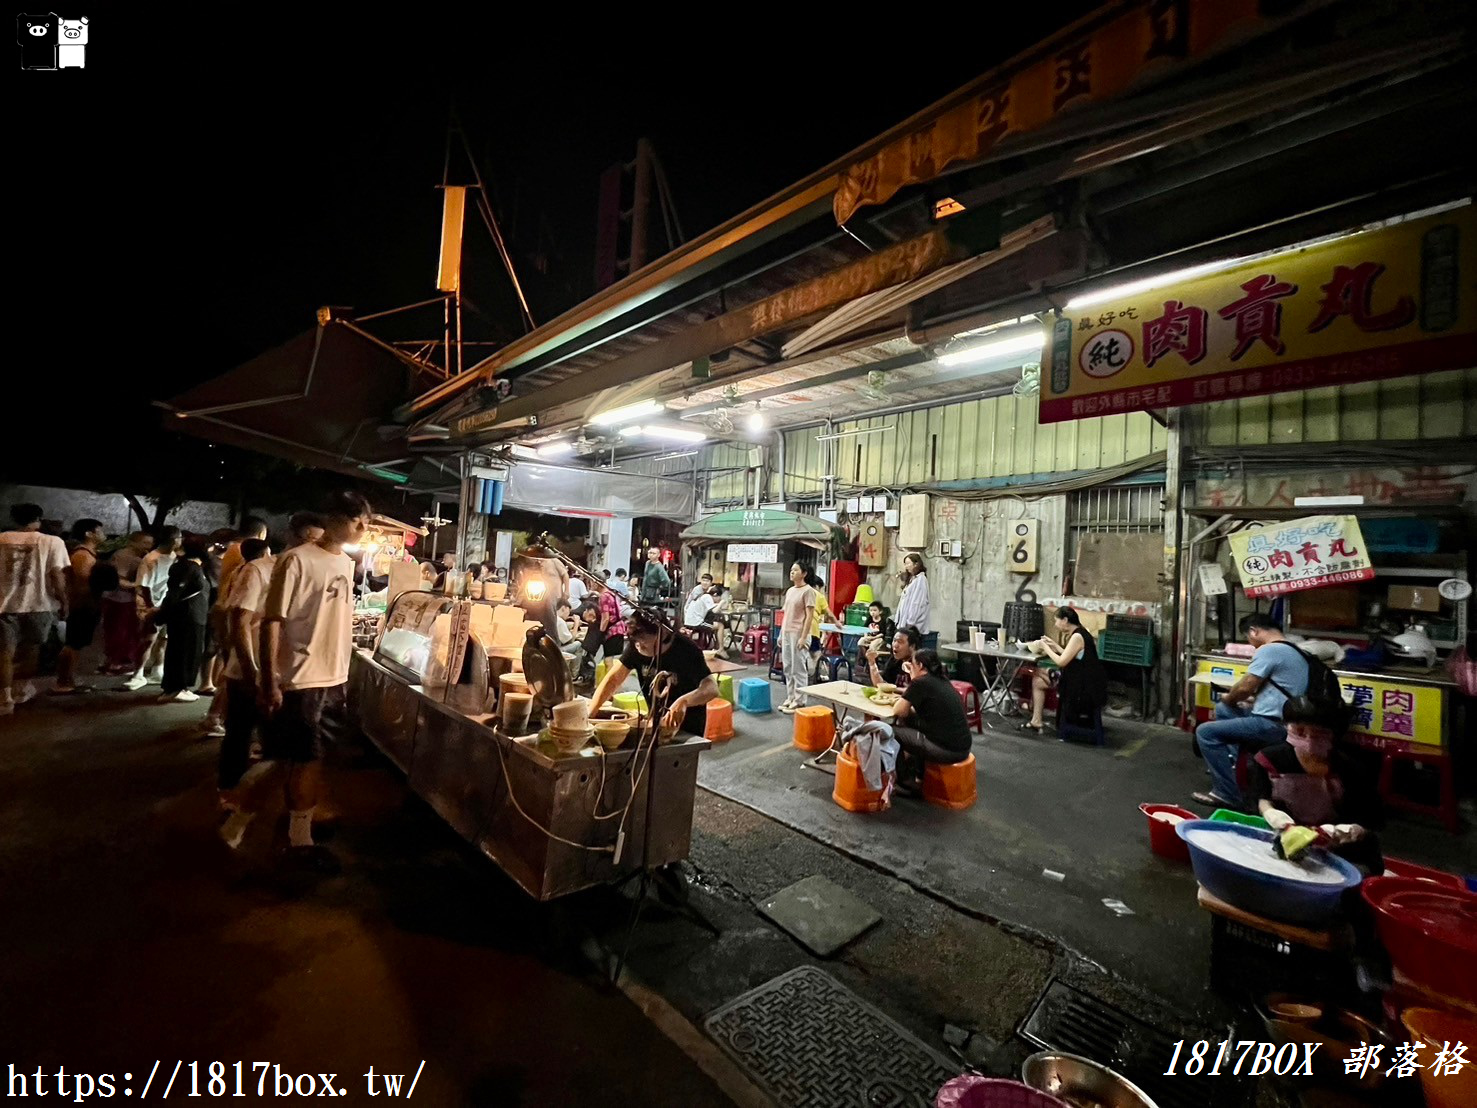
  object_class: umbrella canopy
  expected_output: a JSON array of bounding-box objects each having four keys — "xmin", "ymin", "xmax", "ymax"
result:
[{"xmin": 680, "ymin": 508, "xmax": 843, "ymax": 552}]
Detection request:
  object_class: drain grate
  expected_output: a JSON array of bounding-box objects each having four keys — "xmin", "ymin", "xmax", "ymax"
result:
[
  {"xmin": 706, "ymin": 966, "xmax": 959, "ymax": 1108},
  {"xmin": 1019, "ymin": 979, "xmax": 1244, "ymax": 1108}
]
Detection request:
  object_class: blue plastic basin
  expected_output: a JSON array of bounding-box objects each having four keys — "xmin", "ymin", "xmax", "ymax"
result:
[{"xmin": 1175, "ymin": 819, "xmax": 1362, "ymax": 926}]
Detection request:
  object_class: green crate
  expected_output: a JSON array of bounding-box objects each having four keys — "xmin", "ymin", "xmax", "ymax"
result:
[
  {"xmin": 844, "ymin": 603, "xmax": 871, "ymax": 626},
  {"xmin": 1099, "ymin": 630, "xmax": 1154, "ymax": 666},
  {"xmin": 1210, "ymin": 808, "xmax": 1270, "ymax": 831}
]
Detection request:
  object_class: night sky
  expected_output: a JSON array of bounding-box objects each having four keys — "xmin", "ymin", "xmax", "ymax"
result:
[{"xmin": 14, "ymin": 8, "xmax": 1100, "ymax": 496}]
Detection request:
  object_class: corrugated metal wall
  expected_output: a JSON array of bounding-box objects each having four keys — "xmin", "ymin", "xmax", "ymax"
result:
[
  {"xmin": 1201, "ymin": 367, "xmax": 1477, "ymax": 445},
  {"xmin": 781, "ymin": 396, "xmax": 1170, "ymax": 493},
  {"xmin": 687, "ymin": 366, "xmax": 1477, "ymax": 506}
]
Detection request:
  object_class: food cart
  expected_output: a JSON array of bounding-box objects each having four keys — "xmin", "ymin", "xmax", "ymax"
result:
[{"xmin": 348, "ymin": 583, "xmax": 709, "ymax": 900}]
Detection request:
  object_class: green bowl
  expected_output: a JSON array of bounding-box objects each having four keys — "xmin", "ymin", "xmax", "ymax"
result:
[
  {"xmin": 1210, "ymin": 808, "xmax": 1270, "ymax": 831},
  {"xmin": 861, "ymin": 686, "xmax": 879, "ymax": 699}
]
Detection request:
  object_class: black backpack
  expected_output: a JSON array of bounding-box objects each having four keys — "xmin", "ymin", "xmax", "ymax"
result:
[
  {"xmin": 1267, "ymin": 643, "xmax": 1349, "ymax": 729},
  {"xmin": 89, "ymin": 557, "xmax": 120, "ymax": 598}
]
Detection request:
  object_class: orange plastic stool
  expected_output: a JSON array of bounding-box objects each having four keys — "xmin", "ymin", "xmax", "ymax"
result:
[
  {"xmin": 704, "ymin": 698, "xmax": 735, "ymax": 742},
  {"xmin": 832, "ymin": 742, "xmax": 892, "ymax": 812},
  {"xmin": 923, "ymin": 753, "xmax": 977, "ymax": 810},
  {"xmin": 792, "ymin": 705, "xmax": 835, "ymax": 752}
]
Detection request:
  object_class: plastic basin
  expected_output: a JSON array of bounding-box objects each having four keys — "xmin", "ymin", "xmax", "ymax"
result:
[
  {"xmin": 1139, "ymin": 804, "xmax": 1196, "ymax": 863},
  {"xmin": 937, "ymin": 1077, "xmax": 1072, "ymax": 1108},
  {"xmin": 1362, "ymin": 877, "xmax": 1477, "ymax": 1003},
  {"xmin": 1402, "ymin": 1008, "xmax": 1477, "ymax": 1108},
  {"xmin": 1382, "ymin": 856, "xmax": 1464, "ymax": 890},
  {"xmin": 1175, "ymin": 820, "xmax": 1362, "ymax": 926}
]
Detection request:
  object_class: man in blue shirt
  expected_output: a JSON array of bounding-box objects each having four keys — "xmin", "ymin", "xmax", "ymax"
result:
[{"xmin": 1193, "ymin": 613, "xmax": 1308, "ymax": 809}]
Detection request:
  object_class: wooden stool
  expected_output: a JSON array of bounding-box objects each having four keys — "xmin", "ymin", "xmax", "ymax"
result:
[
  {"xmin": 704, "ymin": 699, "xmax": 735, "ymax": 742},
  {"xmin": 832, "ymin": 742, "xmax": 892, "ymax": 812},
  {"xmin": 923, "ymin": 753, "xmax": 977, "ymax": 810},
  {"xmin": 792, "ymin": 705, "xmax": 834, "ymax": 752},
  {"xmin": 949, "ymin": 679, "xmax": 983, "ymax": 733}
]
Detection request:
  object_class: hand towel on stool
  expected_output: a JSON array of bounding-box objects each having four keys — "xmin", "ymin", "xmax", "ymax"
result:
[{"xmin": 843, "ymin": 718, "xmax": 899, "ymax": 792}]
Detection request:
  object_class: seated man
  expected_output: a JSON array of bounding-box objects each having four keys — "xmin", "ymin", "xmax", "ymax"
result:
[
  {"xmin": 890, "ymin": 649, "xmax": 972, "ymax": 792},
  {"xmin": 1193, "ymin": 613, "xmax": 1309, "ymax": 809},
  {"xmin": 866, "ymin": 627, "xmax": 920, "ymax": 691},
  {"xmin": 589, "ymin": 609, "xmax": 719, "ymax": 736}
]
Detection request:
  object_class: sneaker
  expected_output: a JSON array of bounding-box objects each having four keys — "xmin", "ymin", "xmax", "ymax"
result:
[
  {"xmin": 202, "ymin": 720, "xmax": 226, "ymax": 738},
  {"xmin": 778, "ymin": 701, "xmax": 797, "ymax": 714},
  {"xmin": 12, "ymin": 683, "xmax": 38, "ymax": 705},
  {"xmin": 120, "ymin": 674, "xmax": 149, "ymax": 691},
  {"xmin": 145, "ymin": 667, "xmax": 164, "ymax": 684},
  {"xmin": 158, "ymin": 689, "xmax": 200, "ymax": 703}
]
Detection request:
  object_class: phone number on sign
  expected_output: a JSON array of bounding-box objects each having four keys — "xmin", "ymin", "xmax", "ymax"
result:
[{"xmin": 1165, "ymin": 1039, "xmax": 1469, "ymax": 1079}]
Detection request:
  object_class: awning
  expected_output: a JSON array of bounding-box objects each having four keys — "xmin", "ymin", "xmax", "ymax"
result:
[
  {"xmin": 159, "ymin": 323, "xmax": 444, "ymax": 489},
  {"xmin": 503, "ymin": 462, "xmax": 696, "ymax": 521},
  {"xmin": 680, "ymin": 508, "xmax": 844, "ymax": 552}
]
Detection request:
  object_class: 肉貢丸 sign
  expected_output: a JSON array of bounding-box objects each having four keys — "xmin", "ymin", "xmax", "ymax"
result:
[
  {"xmin": 1227, "ymin": 515, "xmax": 1373, "ymax": 598},
  {"xmin": 1041, "ymin": 206, "xmax": 1475, "ymax": 422}
]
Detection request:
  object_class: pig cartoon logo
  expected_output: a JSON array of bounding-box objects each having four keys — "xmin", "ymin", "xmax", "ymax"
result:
[
  {"xmin": 57, "ymin": 15, "xmax": 85, "ymax": 68},
  {"xmin": 17, "ymin": 13, "xmax": 57, "ymax": 70}
]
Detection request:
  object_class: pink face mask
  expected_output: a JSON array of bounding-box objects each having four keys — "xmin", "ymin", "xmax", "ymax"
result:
[{"xmin": 1285, "ymin": 723, "xmax": 1334, "ymax": 760}]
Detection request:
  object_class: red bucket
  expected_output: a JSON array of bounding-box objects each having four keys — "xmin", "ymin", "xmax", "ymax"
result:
[{"xmin": 1140, "ymin": 803, "xmax": 1196, "ymax": 863}]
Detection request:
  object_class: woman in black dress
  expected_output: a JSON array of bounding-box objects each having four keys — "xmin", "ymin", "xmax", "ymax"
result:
[
  {"xmin": 158, "ymin": 538, "xmax": 212, "ymax": 703},
  {"xmin": 1024, "ymin": 607, "xmax": 1108, "ymax": 734}
]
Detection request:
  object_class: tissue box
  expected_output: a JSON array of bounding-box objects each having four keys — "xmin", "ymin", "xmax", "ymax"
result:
[{"xmin": 1387, "ymin": 585, "xmax": 1441, "ymax": 612}]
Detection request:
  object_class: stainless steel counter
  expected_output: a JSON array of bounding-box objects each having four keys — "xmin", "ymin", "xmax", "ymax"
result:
[{"xmin": 348, "ymin": 651, "xmax": 710, "ymax": 900}]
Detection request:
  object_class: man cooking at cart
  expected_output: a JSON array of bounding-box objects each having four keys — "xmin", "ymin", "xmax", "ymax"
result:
[{"xmin": 588, "ymin": 608, "xmax": 719, "ymax": 736}]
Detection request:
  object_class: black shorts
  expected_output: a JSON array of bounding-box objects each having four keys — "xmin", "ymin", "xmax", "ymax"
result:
[
  {"xmin": 264, "ymin": 683, "xmax": 347, "ymax": 764},
  {"xmin": 0, "ymin": 611, "xmax": 57, "ymax": 651},
  {"xmin": 65, "ymin": 607, "xmax": 101, "ymax": 650}
]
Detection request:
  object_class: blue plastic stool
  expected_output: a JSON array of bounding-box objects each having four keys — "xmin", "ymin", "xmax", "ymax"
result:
[
  {"xmin": 737, "ymin": 678, "xmax": 773, "ymax": 714},
  {"xmin": 817, "ymin": 653, "xmax": 853, "ymax": 683},
  {"xmin": 1059, "ymin": 703, "xmax": 1106, "ymax": 746}
]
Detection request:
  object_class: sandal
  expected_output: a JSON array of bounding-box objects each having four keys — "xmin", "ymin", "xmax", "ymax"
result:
[{"xmin": 1018, "ymin": 720, "xmax": 1044, "ymax": 733}]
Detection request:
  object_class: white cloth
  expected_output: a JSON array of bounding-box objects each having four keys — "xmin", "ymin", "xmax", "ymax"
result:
[
  {"xmin": 843, "ymin": 718, "xmax": 900, "ymax": 793},
  {"xmin": 136, "ymin": 549, "xmax": 176, "ymax": 608},
  {"xmin": 567, "ymin": 576, "xmax": 587, "ymax": 605},
  {"xmin": 684, "ymin": 593, "xmax": 717, "ymax": 627},
  {"xmin": 0, "ymin": 530, "xmax": 68, "ymax": 613},
  {"xmin": 105, "ymin": 547, "xmax": 144, "ymax": 604},
  {"xmin": 895, "ymin": 573, "xmax": 930, "ymax": 634},
  {"xmin": 264, "ymin": 543, "xmax": 354, "ymax": 690},
  {"xmin": 781, "ymin": 634, "xmax": 810, "ymax": 702},
  {"xmin": 222, "ymin": 556, "xmax": 274, "ymax": 682}
]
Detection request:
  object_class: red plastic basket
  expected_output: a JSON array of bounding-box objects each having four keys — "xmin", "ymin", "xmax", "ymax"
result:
[{"xmin": 1139, "ymin": 803, "xmax": 1196, "ymax": 863}]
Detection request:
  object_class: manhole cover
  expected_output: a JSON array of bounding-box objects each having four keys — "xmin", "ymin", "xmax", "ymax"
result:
[
  {"xmin": 706, "ymin": 966, "xmax": 959, "ymax": 1108},
  {"xmin": 758, "ymin": 875, "xmax": 882, "ymax": 957},
  {"xmin": 1020, "ymin": 978, "xmax": 1244, "ymax": 1108}
]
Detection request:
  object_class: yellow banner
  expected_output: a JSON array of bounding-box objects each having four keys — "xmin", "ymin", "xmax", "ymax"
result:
[
  {"xmin": 1041, "ymin": 206, "xmax": 1477, "ymax": 422},
  {"xmin": 833, "ymin": 0, "xmax": 1265, "ymax": 225},
  {"xmin": 1194, "ymin": 660, "xmax": 1443, "ymax": 747},
  {"xmin": 1226, "ymin": 515, "xmax": 1373, "ymax": 599}
]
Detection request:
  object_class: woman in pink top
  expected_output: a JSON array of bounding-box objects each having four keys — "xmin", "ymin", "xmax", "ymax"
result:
[{"xmin": 597, "ymin": 586, "xmax": 627, "ymax": 658}]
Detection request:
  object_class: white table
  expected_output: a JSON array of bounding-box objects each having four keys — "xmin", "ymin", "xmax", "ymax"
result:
[
  {"xmin": 799, "ymin": 679, "xmax": 898, "ymax": 771},
  {"xmin": 938, "ymin": 640, "xmax": 1042, "ymax": 719}
]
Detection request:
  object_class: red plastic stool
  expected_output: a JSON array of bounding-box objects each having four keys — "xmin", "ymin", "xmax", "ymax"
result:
[
  {"xmin": 949, "ymin": 679, "xmax": 983, "ymax": 733},
  {"xmin": 741, "ymin": 626, "xmax": 771, "ymax": 663},
  {"xmin": 832, "ymin": 742, "xmax": 892, "ymax": 812},
  {"xmin": 923, "ymin": 753, "xmax": 977, "ymax": 810}
]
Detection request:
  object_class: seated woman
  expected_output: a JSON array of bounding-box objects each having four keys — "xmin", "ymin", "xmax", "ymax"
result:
[
  {"xmin": 890, "ymin": 649, "xmax": 973, "ymax": 791},
  {"xmin": 1248, "ymin": 695, "xmax": 1383, "ymax": 872},
  {"xmin": 1024, "ymin": 607, "xmax": 1107, "ymax": 734}
]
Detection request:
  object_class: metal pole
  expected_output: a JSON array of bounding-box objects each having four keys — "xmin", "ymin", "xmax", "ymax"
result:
[
  {"xmin": 1158, "ymin": 408, "xmax": 1187, "ymax": 722},
  {"xmin": 455, "ymin": 288, "xmax": 464, "ymax": 376},
  {"xmin": 443, "ymin": 294, "xmax": 453, "ymax": 377},
  {"xmin": 630, "ymin": 139, "xmax": 655, "ymax": 273},
  {"xmin": 456, "ymin": 453, "xmax": 471, "ymax": 570}
]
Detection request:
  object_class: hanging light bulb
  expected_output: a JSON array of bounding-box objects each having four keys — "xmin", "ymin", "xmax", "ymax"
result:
[{"xmin": 746, "ymin": 406, "xmax": 767, "ymax": 433}]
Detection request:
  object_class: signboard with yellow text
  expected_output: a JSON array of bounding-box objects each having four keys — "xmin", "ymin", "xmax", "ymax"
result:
[
  {"xmin": 1041, "ymin": 206, "xmax": 1475, "ymax": 423},
  {"xmin": 1227, "ymin": 515, "xmax": 1373, "ymax": 598}
]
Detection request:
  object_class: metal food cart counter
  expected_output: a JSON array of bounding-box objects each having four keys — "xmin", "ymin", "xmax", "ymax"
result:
[{"xmin": 348, "ymin": 649, "xmax": 710, "ymax": 900}]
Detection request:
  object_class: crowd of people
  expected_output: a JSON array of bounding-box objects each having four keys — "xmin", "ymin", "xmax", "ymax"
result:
[{"xmin": 2, "ymin": 492, "xmax": 373, "ymax": 875}]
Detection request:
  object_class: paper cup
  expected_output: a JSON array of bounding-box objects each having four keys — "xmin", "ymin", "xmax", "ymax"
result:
[{"xmin": 501, "ymin": 691, "xmax": 534, "ymax": 733}]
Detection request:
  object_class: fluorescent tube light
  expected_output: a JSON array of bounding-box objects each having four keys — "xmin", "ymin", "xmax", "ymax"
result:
[
  {"xmin": 639, "ymin": 424, "xmax": 707, "ymax": 443},
  {"xmin": 536, "ymin": 441, "xmax": 573, "ymax": 458},
  {"xmin": 937, "ymin": 329, "xmax": 1044, "ymax": 367},
  {"xmin": 1064, "ymin": 259, "xmax": 1235, "ymax": 310},
  {"xmin": 589, "ymin": 398, "xmax": 663, "ymax": 427}
]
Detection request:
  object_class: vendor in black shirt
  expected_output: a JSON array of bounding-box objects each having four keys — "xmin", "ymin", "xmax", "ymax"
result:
[
  {"xmin": 891, "ymin": 649, "xmax": 972, "ymax": 791},
  {"xmin": 589, "ymin": 608, "xmax": 719, "ymax": 736},
  {"xmin": 866, "ymin": 627, "xmax": 920, "ymax": 690}
]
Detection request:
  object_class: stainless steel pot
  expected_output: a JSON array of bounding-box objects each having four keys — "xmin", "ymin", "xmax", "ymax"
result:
[{"xmin": 1021, "ymin": 1052, "xmax": 1159, "ymax": 1108}]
